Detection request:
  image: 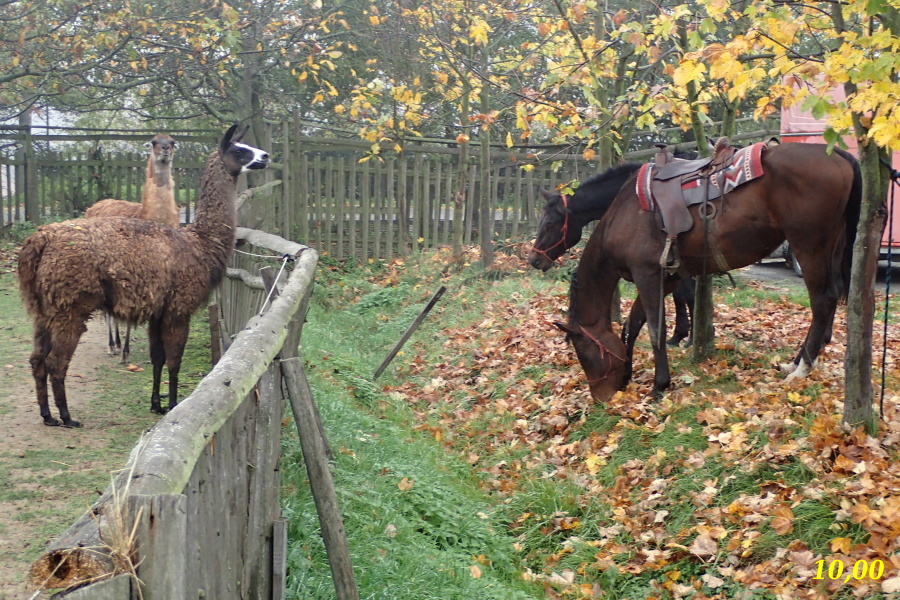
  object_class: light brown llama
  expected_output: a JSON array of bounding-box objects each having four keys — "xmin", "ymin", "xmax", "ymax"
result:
[
  {"xmin": 85, "ymin": 134, "xmax": 179, "ymax": 226},
  {"xmin": 84, "ymin": 133, "xmax": 179, "ymax": 361},
  {"xmin": 18, "ymin": 124, "xmax": 269, "ymax": 427}
]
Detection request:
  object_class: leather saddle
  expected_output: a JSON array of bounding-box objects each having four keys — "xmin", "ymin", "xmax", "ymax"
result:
[{"xmin": 643, "ymin": 137, "xmax": 736, "ymax": 237}]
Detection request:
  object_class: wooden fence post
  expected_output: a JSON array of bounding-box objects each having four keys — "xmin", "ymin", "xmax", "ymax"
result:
[
  {"xmin": 19, "ymin": 109, "xmax": 39, "ymax": 223},
  {"xmin": 281, "ymin": 357, "xmax": 358, "ymax": 600},
  {"xmin": 129, "ymin": 494, "xmax": 187, "ymax": 600}
]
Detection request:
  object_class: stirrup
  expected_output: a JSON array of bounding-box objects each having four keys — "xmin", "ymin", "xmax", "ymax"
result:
[{"xmin": 659, "ymin": 235, "xmax": 680, "ymax": 275}]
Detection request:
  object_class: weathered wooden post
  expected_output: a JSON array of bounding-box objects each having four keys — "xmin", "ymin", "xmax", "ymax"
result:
[{"xmin": 281, "ymin": 356, "xmax": 359, "ymax": 600}]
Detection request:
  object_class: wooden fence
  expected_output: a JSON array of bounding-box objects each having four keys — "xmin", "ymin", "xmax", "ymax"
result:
[
  {"xmin": 28, "ymin": 229, "xmax": 320, "ymax": 599},
  {"xmin": 0, "ymin": 121, "xmax": 777, "ymax": 261}
]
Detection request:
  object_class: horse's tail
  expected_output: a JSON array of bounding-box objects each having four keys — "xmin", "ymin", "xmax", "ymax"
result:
[{"xmin": 834, "ymin": 147, "xmax": 862, "ymax": 300}]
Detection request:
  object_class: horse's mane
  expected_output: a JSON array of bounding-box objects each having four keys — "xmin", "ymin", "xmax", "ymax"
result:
[
  {"xmin": 567, "ymin": 272, "xmax": 582, "ymax": 323},
  {"xmin": 573, "ymin": 163, "xmax": 642, "ymax": 201}
]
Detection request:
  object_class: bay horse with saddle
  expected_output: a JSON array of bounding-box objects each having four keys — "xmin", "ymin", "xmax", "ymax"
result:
[
  {"xmin": 529, "ymin": 162, "xmax": 697, "ymax": 348},
  {"xmin": 553, "ymin": 139, "xmax": 862, "ymax": 403}
]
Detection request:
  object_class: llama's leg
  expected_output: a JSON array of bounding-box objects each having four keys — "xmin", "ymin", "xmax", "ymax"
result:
[
  {"xmin": 161, "ymin": 319, "xmax": 191, "ymax": 412},
  {"xmin": 121, "ymin": 322, "xmax": 132, "ymax": 365},
  {"xmin": 148, "ymin": 318, "xmax": 167, "ymax": 414},
  {"xmin": 106, "ymin": 314, "xmax": 120, "ymax": 355},
  {"xmin": 44, "ymin": 319, "xmax": 87, "ymax": 428},
  {"xmin": 29, "ymin": 323, "xmax": 54, "ymax": 425}
]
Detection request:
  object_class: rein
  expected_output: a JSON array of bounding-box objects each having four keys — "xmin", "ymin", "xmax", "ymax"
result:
[
  {"xmin": 578, "ymin": 323, "xmax": 626, "ymax": 384},
  {"xmin": 881, "ymin": 159, "xmax": 899, "ymax": 417},
  {"xmin": 531, "ymin": 194, "xmax": 570, "ymax": 264}
]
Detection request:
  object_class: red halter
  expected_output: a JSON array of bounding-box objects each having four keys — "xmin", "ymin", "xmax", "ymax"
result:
[
  {"xmin": 578, "ymin": 323, "xmax": 626, "ymax": 385},
  {"xmin": 531, "ymin": 193, "xmax": 570, "ymax": 265}
]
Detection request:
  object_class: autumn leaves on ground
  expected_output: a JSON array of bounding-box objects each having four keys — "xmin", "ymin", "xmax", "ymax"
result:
[{"xmin": 287, "ymin": 246, "xmax": 900, "ymax": 600}]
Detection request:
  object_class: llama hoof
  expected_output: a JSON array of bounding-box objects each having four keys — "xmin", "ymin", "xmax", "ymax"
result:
[{"xmin": 779, "ymin": 361, "xmax": 797, "ymax": 374}]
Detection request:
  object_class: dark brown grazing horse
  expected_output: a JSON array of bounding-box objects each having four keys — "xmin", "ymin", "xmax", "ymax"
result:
[
  {"xmin": 556, "ymin": 143, "xmax": 862, "ymax": 403},
  {"xmin": 529, "ymin": 164, "xmax": 696, "ymax": 347}
]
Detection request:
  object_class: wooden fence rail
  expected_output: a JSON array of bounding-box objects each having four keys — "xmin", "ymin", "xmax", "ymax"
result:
[{"xmin": 28, "ymin": 230, "xmax": 324, "ymax": 600}]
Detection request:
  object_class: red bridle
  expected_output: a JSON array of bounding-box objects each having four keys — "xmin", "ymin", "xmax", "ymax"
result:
[
  {"xmin": 530, "ymin": 193, "xmax": 570, "ymax": 265},
  {"xmin": 578, "ymin": 323, "xmax": 626, "ymax": 385}
]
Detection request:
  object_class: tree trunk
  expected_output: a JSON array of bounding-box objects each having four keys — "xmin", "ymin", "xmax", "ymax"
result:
[
  {"xmin": 453, "ymin": 89, "xmax": 470, "ymax": 258},
  {"xmin": 679, "ymin": 23, "xmax": 716, "ymax": 363},
  {"xmin": 479, "ymin": 51, "xmax": 493, "ymax": 268},
  {"xmin": 843, "ymin": 140, "xmax": 889, "ymax": 432}
]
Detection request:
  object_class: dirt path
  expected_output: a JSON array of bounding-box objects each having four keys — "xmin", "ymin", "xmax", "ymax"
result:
[{"xmin": 0, "ymin": 315, "xmax": 159, "ymax": 598}]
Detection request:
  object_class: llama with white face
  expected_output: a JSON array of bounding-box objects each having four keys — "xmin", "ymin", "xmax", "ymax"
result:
[{"xmin": 18, "ymin": 124, "xmax": 269, "ymax": 427}]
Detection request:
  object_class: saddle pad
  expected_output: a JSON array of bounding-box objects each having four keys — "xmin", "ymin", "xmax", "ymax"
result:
[{"xmin": 635, "ymin": 142, "xmax": 767, "ymax": 213}]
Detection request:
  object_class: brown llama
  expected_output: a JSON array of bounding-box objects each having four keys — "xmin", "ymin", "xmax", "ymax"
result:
[
  {"xmin": 18, "ymin": 124, "xmax": 269, "ymax": 427},
  {"xmin": 84, "ymin": 133, "xmax": 179, "ymax": 362}
]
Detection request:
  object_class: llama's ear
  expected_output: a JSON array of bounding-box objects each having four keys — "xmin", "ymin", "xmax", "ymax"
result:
[
  {"xmin": 143, "ymin": 142, "xmax": 152, "ymax": 151},
  {"xmin": 221, "ymin": 123, "xmax": 241, "ymax": 151},
  {"xmin": 540, "ymin": 188, "xmax": 555, "ymax": 200}
]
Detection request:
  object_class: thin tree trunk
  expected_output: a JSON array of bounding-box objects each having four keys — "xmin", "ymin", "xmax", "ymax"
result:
[
  {"xmin": 453, "ymin": 89, "xmax": 470, "ymax": 258},
  {"xmin": 679, "ymin": 22, "xmax": 715, "ymax": 363},
  {"xmin": 479, "ymin": 51, "xmax": 493, "ymax": 268},
  {"xmin": 843, "ymin": 140, "xmax": 889, "ymax": 432}
]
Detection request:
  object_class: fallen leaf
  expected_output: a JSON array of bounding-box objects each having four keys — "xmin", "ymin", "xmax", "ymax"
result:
[
  {"xmin": 770, "ymin": 505, "xmax": 795, "ymax": 535},
  {"xmin": 126, "ymin": 364, "xmax": 144, "ymax": 372},
  {"xmin": 883, "ymin": 576, "xmax": 900, "ymax": 593},
  {"xmin": 469, "ymin": 564, "xmax": 482, "ymax": 579},
  {"xmin": 398, "ymin": 477, "xmax": 413, "ymax": 491},
  {"xmin": 689, "ymin": 533, "xmax": 718, "ymax": 557}
]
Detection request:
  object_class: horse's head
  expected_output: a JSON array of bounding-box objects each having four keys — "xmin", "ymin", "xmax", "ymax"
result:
[
  {"xmin": 555, "ymin": 320, "xmax": 628, "ymax": 403},
  {"xmin": 528, "ymin": 189, "xmax": 583, "ymax": 271}
]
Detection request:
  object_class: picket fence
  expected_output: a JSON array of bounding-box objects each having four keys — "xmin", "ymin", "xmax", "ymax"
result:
[{"xmin": 0, "ymin": 120, "xmax": 776, "ymax": 260}]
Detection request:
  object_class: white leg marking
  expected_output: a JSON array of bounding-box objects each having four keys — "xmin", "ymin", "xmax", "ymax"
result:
[{"xmin": 784, "ymin": 357, "xmax": 817, "ymax": 382}]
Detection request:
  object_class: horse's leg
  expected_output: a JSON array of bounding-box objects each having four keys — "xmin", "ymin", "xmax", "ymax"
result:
[
  {"xmin": 148, "ymin": 317, "xmax": 167, "ymax": 414},
  {"xmin": 668, "ymin": 278, "xmax": 692, "ymax": 346},
  {"xmin": 633, "ymin": 273, "xmax": 672, "ymax": 398},
  {"xmin": 784, "ymin": 249, "xmax": 840, "ymax": 381},
  {"xmin": 621, "ymin": 298, "xmax": 648, "ymax": 385}
]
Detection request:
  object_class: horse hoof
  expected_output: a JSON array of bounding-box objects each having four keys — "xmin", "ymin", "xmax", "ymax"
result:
[
  {"xmin": 42, "ymin": 416, "xmax": 61, "ymax": 427},
  {"xmin": 151, "ymin": 405, "xmax": 167, "ymax": 415},
  {"xmin": 62, "ymin": 419, "xmax": 83, "ymax": 429}
]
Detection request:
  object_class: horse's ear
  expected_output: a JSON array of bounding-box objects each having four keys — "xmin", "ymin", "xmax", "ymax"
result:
[{"xmin": 554, "ymin": 321, "xmax": 580, "ymax": 336}]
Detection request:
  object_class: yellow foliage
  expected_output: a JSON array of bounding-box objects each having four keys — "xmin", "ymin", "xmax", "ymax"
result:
[{"xmin": 673, "ymin": 60, "xmax": 706, "ymax": 87}]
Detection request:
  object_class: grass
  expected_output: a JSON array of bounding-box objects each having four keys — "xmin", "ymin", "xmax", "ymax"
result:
[
  {"xmin": 282, "ymin": 262, "xmax": 541, "ymax": 598},
  {"xmin": 280, "ymin": 247, "xmax": 900, "ymax": 600}
]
